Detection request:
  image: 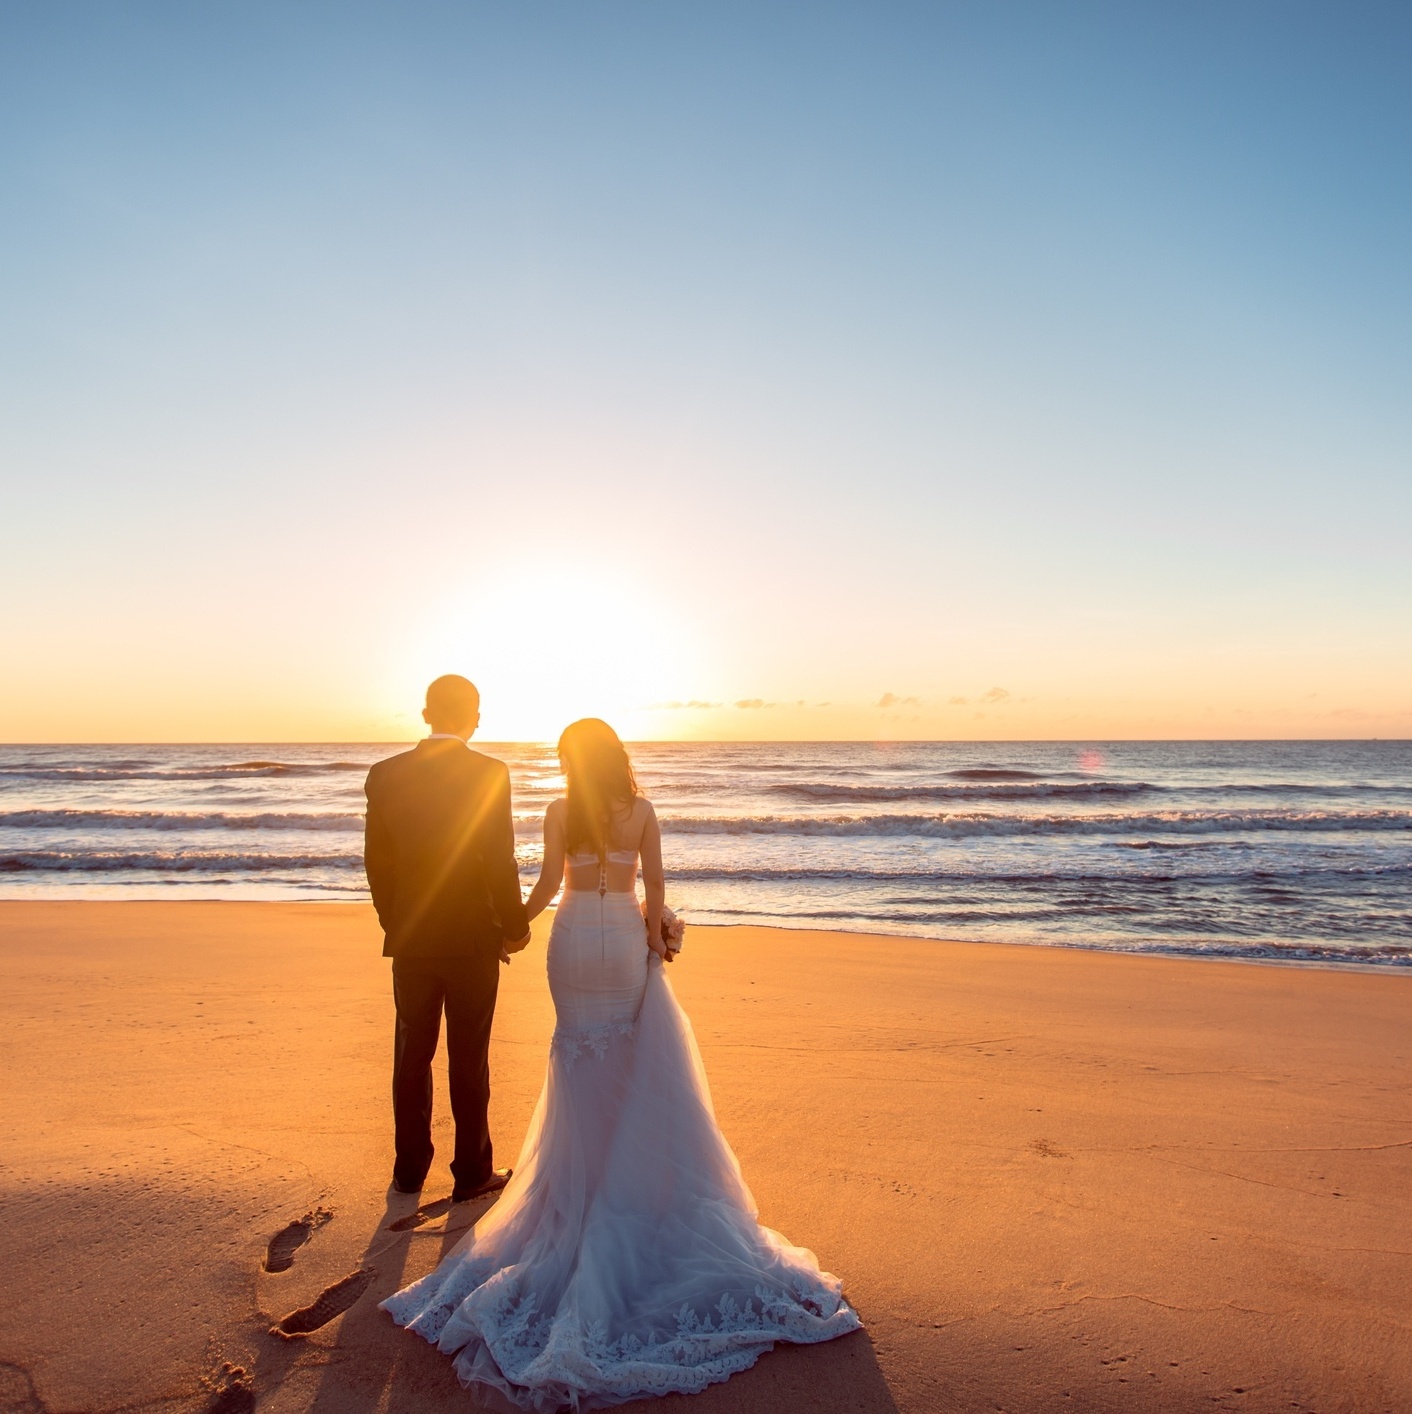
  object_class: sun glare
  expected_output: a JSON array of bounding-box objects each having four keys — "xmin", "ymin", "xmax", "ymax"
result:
[{"xmin": 402, "ymin": 570, "xmax": 700, "ymax": 741}]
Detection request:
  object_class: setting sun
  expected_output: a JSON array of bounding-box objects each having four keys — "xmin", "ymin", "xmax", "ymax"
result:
[{"xmin": 398, "ymin": 568, "xmax": 705, "ymax": 742}]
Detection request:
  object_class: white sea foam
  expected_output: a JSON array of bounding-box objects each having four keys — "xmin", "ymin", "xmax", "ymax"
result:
[
  {"xmin": 0, "ymin": 760, "xmax": 370, "ymax": 782},
  {"xmin": 658, "ymin": 809, "xmax": 1412, "ymax": 837},
  {"xmin": 0, "ymin": 809, "xmax": 362, "ymax": 832},
  {"xmin": 0, "ymin": 849, "xmax": 362, "ymax": 872},
  {"xmin": 770, "ymin": 781, "xmax": 1157, "ymax": 802}
]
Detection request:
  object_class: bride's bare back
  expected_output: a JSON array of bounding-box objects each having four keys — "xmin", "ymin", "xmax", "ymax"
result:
[{"xmin": 526, "ymin": 795, "xmax": 666, "ymax": 950}]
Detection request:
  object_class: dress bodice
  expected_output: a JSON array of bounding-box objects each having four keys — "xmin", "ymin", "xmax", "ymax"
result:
[{"xmin": 564, "ymin": 848, "xmax": 639, "ymax": 897}]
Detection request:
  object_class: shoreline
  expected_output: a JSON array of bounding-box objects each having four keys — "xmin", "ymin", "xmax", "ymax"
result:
[
  {"xmin": 3, "ymin": 892, "xmax": 1408, "ymax": 974},
  {"xmin": 1, "ymin": 901, "xmax": 1409, "ymax": 1412}
]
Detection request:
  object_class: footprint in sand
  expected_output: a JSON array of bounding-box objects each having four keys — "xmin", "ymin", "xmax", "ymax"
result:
[
  {"xmin": 387, "ymin": 1196, "xmax": 455, "ymax": 1232},
  {"xmin": 0, "ymin": 1359, "xmax": 45, "ymax": 1414},
  {"xmin": 205, "ymin": 1363, "xmax": 256, "ymax": 1414},
  {"xmin": 273, "ymin": 1268, "xmax": 376, "ymax": 1337},
  {"xmin": 262, "ymin": 1207, "xmax": 333, "ymax": 1273}
]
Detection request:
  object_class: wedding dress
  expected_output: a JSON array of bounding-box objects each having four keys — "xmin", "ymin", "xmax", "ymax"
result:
[{"xmin": 380, "ymin": 846, "xmax": 860, "ymax": 1410}]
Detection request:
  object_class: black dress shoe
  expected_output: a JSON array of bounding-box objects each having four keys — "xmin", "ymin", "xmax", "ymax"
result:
[
  {"xmin": 451, "ymin": 1168, "xmax": 512, "ymax": 1202},
  {"xmin": 391, "ymin": 1176, "xmax": 426, "ymax": 1195}
]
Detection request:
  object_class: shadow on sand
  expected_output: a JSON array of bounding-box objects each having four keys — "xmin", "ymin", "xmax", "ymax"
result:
[{"xmin": 239, "ymin": 1188, "xmax": 898, "ymax": 1414}]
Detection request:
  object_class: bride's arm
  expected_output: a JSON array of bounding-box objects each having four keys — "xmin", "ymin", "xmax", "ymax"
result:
[
  {"xmin": 524, "ymin": 800, "xmax": 566, "ymax": 925},
  {"xmin": 639, "ymin": 801, "xmax": 667, "ymax": 959}
]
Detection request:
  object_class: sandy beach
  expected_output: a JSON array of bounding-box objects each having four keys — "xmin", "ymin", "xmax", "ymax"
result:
[{"xmin": 0, "ymin": 901, "xmax": 1408, "ymax": 1414}]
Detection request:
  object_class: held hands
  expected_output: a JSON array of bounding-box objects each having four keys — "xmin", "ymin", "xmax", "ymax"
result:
[{"xmin": 500, "ymin": 931, "xmax": 533, "ymax": 964}]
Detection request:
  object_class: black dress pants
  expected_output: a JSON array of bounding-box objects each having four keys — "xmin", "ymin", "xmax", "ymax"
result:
[{"xmin": 391, "ymin": 950, "xmax": 500, "ymax": 1191}]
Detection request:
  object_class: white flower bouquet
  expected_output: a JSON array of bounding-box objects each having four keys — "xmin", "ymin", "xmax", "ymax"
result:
[{"xmin": 644, "ymin": 903, "xmax": 686, "ymax": 959}]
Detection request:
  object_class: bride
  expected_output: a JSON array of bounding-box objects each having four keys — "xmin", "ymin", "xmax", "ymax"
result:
[{"xmin": 380, "ymin": 718, "xmax": 860, "ymax": 1409}]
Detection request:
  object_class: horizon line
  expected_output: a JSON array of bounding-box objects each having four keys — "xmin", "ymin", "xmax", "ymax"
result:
[{"xmin": 0, "ymin": 737, "xmax": 1407, "ymax": 748}]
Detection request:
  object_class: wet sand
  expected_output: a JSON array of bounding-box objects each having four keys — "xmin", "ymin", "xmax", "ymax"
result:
[{"xmin": 0, "ymin": 901, "xmax": 1408, "ymax": 1413}]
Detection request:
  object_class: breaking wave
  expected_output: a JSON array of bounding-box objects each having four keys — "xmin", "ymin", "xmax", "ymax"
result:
[
  {"xmin": 944, "ymin": 768, "xmax": 1044, "ymax": 780},
  {"xmin": 0, "ymin": 809, "xmax": 362, "ymax": 832},
  {"xmin": 662, "ymin": 862, "xmax": 1412, "ymax": 884},
  {"xmin": 772, "ymin": 781, "xmax": 1155, "ymax": 803},
  {"xmin": 659, "ymin": 810, "xmax": 1412, "ymax": 838},
  {"xmin": 0, "ymin": 761, "xmax": 371, "ymax": 782},
  {"xmin": 770, "ymin": 780, "xmax": 1412, "ymax": 804},
  {"xmin": 0, "ymin": 849, "xmax": 362, "ymax": 873}
]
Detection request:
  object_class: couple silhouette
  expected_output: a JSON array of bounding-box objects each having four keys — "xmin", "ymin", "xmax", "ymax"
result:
[{"xmin": 363, "ymin": 674, "xmax": 858, "ymax": 1410}]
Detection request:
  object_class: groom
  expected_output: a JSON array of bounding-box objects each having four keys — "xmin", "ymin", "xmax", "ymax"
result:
[{"xmin": 364, "ymin": 675, "xmax": 531, "ymax": 1202}]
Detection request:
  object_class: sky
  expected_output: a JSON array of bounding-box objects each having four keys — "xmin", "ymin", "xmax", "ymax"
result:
[{"xmin": 2, "ymin": 1, "xmax": 1409, "ymax": 742}]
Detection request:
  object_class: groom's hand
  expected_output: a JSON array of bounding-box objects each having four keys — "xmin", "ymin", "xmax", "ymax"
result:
[{"xmin": 506, "ymin": 931, "xmax": 532, "ymax": 954}]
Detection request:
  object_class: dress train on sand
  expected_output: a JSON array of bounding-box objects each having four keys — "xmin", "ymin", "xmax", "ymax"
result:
[{"xmin": 381, "ymin": 889, "xmax": 859, "ymax": 1410}]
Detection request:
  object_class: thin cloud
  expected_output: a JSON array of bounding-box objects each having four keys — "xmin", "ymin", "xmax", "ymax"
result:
[
  {"xmin": 875, "ymin": 693, "xmax": 921, "ymax": 709},
  {"xmin": 653, "ymin": 700, "xmax": 724, "ymax": 710},
  {"xmin": 980, "ymin": 687, "xmax": 1010, "ymax": 705}
]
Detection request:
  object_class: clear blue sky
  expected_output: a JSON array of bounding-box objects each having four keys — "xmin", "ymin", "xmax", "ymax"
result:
[{"xmin": 2, "ymin": 2, "xmax": 1409, "ymax": 740}]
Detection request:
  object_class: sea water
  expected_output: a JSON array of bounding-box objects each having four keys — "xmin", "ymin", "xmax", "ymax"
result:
[{"xmin": 1, "ymin": 740, "xmax": 1408, "ymax": 966}]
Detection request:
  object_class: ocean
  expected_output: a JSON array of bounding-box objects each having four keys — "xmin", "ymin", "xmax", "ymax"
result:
[{"xmin": 1, "ymin": 740, "xmax": 1408, "ymax": 967}]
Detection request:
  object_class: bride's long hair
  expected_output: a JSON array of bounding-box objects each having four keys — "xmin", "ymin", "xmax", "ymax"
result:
[{"xmin": 558, "ymin": 718, "xmax": 639, "ymax": 858}]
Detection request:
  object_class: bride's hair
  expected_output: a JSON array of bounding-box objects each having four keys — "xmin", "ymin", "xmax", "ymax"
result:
[{"xmin": 558, "ymin": 718, "xmax": 639, "ymax": 858}]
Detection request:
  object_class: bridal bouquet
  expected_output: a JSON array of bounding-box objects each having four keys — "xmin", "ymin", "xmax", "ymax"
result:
[{"xmin": 644, "ymin": 903, "xmax": 686, "ymax": 959}]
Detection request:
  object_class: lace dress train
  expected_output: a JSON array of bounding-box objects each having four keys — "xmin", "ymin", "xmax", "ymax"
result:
[{"xmin": 380, "ymin": 889, "xmax": 860, "ymax": 1410}]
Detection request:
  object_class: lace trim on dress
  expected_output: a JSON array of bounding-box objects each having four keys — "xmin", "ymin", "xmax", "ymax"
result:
[
  {"xmin": 382, "ymin": 1266, "xmax": 858, "ymax": 1410},
  {"xmin": 549, "ymin": 1020, "xmax": 637, "ymax": 1066}
]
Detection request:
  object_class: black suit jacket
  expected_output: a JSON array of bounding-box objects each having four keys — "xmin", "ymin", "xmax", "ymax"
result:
[{"xmin": 364, "ymin": 739, "xmax": 529, "ymax": 959}]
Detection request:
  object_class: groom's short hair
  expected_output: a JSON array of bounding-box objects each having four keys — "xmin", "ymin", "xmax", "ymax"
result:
[{"xmin": 425, "ymin": 674, "xmax": 480, "ymax": 722}]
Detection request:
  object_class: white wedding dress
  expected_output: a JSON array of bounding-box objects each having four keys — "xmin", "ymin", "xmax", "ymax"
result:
[{"xmin": 380, "ymin": 846, "xmax": 860, "ymax": 1410}]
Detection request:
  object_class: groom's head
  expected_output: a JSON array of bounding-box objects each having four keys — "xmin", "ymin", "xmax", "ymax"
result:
[{"xmin": 423, "ymin": 675, "xmax": 481, "ymax": 740}]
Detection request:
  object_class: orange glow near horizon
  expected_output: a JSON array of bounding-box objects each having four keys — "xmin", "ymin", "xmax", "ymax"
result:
[
  {"xmin": 2, "ymin": 553, "xmax": 1410, "ymax": 744},
  {"xmin": 3, "ymin": 668, "xmax": 1409, "ymax": 745}
]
